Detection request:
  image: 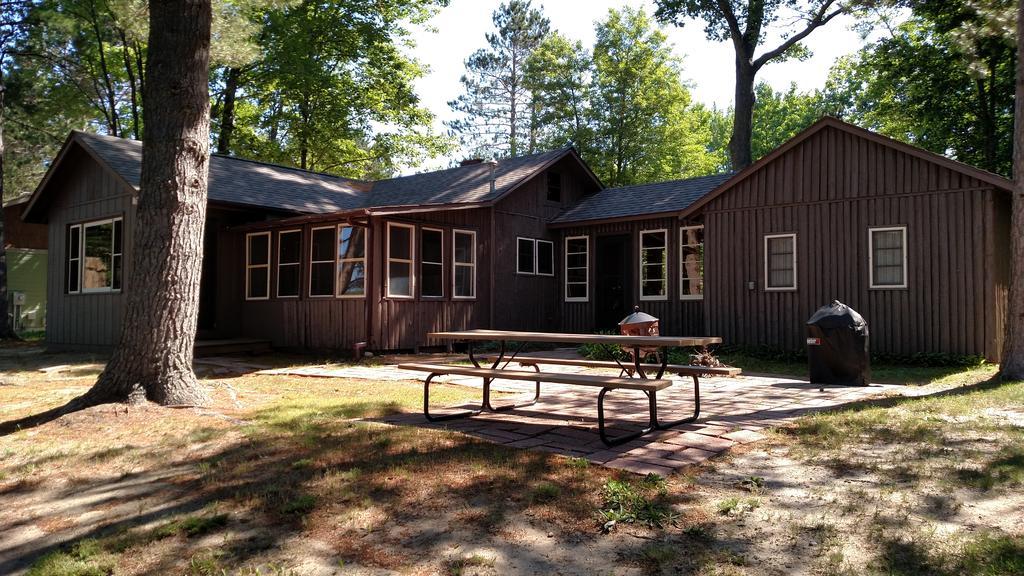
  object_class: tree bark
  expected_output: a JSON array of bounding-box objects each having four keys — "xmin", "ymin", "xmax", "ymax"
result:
[
  {"xmin": 730, "ymin": 57, "xmax": 757, "ymax": 170},
  {"xmin": 216, "ymin": 66, "xmax": 240, "ymax": 155},
  {"xmin": 1000, "ymin": 0, "xmax": 1024, "ymax": 379},
  {"xmin": 83, "ymin": 0, "xmax": 213, "ymax": 407},
  {"xmin": 0, "ymin": 65, "xmax": 18, "ymax": 339}
]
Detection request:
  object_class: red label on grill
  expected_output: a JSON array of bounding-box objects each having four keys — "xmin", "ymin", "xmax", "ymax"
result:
[{"xmin": 806, "ymin": 338, "xmax": 821, "ymax": 346}]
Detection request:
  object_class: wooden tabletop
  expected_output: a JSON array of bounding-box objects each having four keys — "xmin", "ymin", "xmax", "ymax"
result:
[{"xmin": 427, "ymin": 329, "xmax": 721, "ymax": 348}]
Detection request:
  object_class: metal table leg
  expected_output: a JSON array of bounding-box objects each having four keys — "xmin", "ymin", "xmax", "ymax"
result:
[{"xmin": 423, "ymin": 373, "xmax": 484, "ymax": 422}]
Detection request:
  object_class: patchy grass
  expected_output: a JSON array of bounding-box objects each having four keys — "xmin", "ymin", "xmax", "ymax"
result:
[
  {"xmin": 2, "ymin": 347, "xmax": 1022, "ymax": 575},
  {"xmin": 718, "ymin": 352, "xmax": 998, "ymax": 385}
]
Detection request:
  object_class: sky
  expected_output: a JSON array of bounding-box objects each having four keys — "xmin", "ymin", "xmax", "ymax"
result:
[{"xmin": 408, "ymin": 0, "xmax": 878, "ymax": 166}]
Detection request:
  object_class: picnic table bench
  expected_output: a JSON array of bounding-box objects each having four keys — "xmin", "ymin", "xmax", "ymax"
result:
[{"xmin": 398, "ymin": 330, "xmax": 733, "ymax": 446}]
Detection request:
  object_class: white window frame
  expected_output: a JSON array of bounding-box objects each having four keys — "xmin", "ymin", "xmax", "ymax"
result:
[
  {"xmin": 536, "ymin": 239, "xmax": 555, "ymax": 277},
  {"xmin": 420, "ymin": 226, "xmax": 445, "ymax": 299},
  {"xmin": 516, "ymin": 237, "xmax": 536, "ymax": 275},
  {"xmin": 452, "ymin": 229, "xmax": 477, "ymax": 300},
  {"xmin": 564, "ymin": 235, "xmax": 589, "ymax": 302},
  {"xmin": 308, "ymin": 225, "xmax": 337, "ymax": 298},
  {"xmin": 386, "ymin": 222, "xmax": 416, "ymax": 299},
  {"xmin": 80, "ymin": 217, "xmax": 124, "ymax": 294},
  {"xmin": 869, "ymin": 226, "xmax": 908, "ymax": 290},
  {"xmin": 276, "ymin": 229, "xmax": 301, "ymax": 299},
  {"xmin": 337, "ymin": 224, "xmax": 367, "ymax": 299},
  {"xmin": 679, "ymin": 225, "xmax": 704, "ymax": 301},
  {"xmin": 245, "ymin": 231, "xmax": 271, "ymax": 301},
  {"xmin": 67, "ymin": 224, "xmax": 81, "ymax": 294},
  {"xmin": 764, "ymin": 233, "xmax": 798, "ymax": 291},
  {"xmin": 639, "ymin": 229, "xmax": 669, "ymax": 301}
]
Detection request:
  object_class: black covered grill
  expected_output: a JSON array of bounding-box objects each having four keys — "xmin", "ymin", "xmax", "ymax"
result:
[{"xmin": 806, "ymin": 300, "xmax": 870, "ymax": 386}]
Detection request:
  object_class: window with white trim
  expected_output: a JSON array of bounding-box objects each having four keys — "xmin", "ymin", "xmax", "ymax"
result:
[
  {"xmin": 309, "ymin": 226, "xmax": 336, "ymax": 297},
  {"xmin": 536, "ymin": 240, "xmax": 554, "ymax": 276},
  {"xmin": 66, "ymin": 224, "xmax": 81, "ymax": 293},
  {"xmin": 68, "ymin": 217, "xmax": 123, "ymax": 293},
  {"xmin": 337, "ymin": 225, "xmax": 366, "ymax": 297},
  {"xmin": 517, "ymin": 237, "xmax": 535, "ymax": 275},
  {"xmin": 564, "ymin": 236, "xmax": 588, "ymax": 302},
  {"xmin": 516, "ymin": 237, "xmax": 553, "ymax": 276},
  {"xmin": 277, "ymin": 230, "xmax": 301, "ymax": 298},
  {"xmin": 386, "ymin": 222, "xmax": 415, "ymax": 298},
  {"xmin": 639, "ymin": 229, "xmax": 668, "ymax": 300},
  {"xmin": 453, "ymin": 229, "xmax": 476, "ymax": 299},
  {"xmin": 869, "ymin": 227, "xmax": 907, "ymax": 289},
  {"xmin": 764, "ymin": 233, "xmax": 797, "ymax": 291},
  {"xmin": 245, "ymin": 232, "xmax": 271, "ymax": 300},
  {"xmin": 680, "ymin": 225, "xmax": 704, "ymax": 300},
  {"xmin": 421, "ymin": 227, "xmax": 444, "ymax": 298}
]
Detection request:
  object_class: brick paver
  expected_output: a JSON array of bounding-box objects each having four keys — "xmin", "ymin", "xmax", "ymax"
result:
[{"xmin": 365, "ymin": 362, "xmax": 898, "ymax": 475}]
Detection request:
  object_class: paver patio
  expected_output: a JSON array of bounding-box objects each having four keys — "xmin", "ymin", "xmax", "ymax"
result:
[{"xmin": 376, "ymin": 367, "xmax": 899, "ymax": 476}]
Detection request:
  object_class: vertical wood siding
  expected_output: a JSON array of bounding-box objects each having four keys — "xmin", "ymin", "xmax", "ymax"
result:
[
  {"xmin": 45, "ymin": 148, "xmax": 134, "ymax": 351},
  {"xmin": 703, "ymin": 125, "xmax": 1009, "ymax": 361},
  {"xmin": 555, "ymin": 217, "xmax": 706, "ymax": 337}
]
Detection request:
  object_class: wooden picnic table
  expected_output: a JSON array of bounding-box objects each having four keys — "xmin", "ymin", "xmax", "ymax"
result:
[{"xmin": 428, "ymin": 329, "xmax": 722, "ymax": 380}]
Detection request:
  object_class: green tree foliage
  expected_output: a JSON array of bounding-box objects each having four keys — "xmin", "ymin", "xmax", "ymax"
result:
[
  {"xmin": 231, "ymin": 0, "xmax": 451, "ymax": 177},
  {"xmin": 821, "ymin": 0, "xmax": 1015, "ymax": 176},
  {"xmin": 448, "ymin": 0, "xmax": 550, "ymax": 158},
  {"xmin": 519, "ymin": 7, "xmax": 724, "ymax": 187},
  {"xmin": 522, "ymin": 32, "xmax": 591, "ymax": 154}
]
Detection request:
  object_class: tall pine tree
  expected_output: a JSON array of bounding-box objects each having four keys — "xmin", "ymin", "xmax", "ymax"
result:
[{"xmin": 447, "ymin": 0, "xmax": 549, "ymax": 158}]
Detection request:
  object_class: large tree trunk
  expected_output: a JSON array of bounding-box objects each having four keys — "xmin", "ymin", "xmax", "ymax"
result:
[
  {"xmin": 0, "ymin": 66, "xmax": 18, "ymax": 340},
  {"xmin": 1000, "ymin": 0, "xmax": 1024, "ymax": 379},
  {"xmin": 729, "ymin": 58, "xmax": 757, "ymax": 170},
  {"xmin": 83, "ymin": 0, "xmax": 213, "ymax": 407},
  {"xmin": 216, "ymin": 66, "xmax": 240, "ymax": 155}
]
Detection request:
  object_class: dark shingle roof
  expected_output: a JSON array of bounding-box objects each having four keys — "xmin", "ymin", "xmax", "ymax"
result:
[
  {"xmin": 76, "ymin": 131, "xmax": 573, "ymax": 215},
  {"xmin": 551, "ymin": 173, "xmax": 734, "ymax": 224},
  {"xmin": 369, "ymin": 147, "xmax": 569, "ymax": 208},
  {"xmin": 77, "ymin": 131, "xmax": 370, "ymax": 214}
]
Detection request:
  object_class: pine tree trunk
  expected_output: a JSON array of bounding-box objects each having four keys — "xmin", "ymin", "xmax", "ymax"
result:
[
  {"xmin": 1000, "ymin": 0, "xmax": 1024, "ymax": 379},
  {"xmin": 729, "ymin": 58, "xmax": 756, "ymax": 170},
  {"xmin": 84, "ymin": 0, "xmax": 213, "ymax": 407},
  {"xmin": 0, "ymin": 66, "xmax": 17, "ymax": 339}
]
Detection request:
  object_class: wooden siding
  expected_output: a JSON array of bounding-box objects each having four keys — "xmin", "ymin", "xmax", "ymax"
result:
[
  {"xmin": 493, "ymin": 155, "xmax": 597, "ymax": 332},
  {"xmin": 45, "ymin": 147, "xmax": 134, "ymax": 351},
  {"xmin": 556, "ymin": 217, "xmax": 705, "ymax": 337},
  {"xmin": 702, "ymin": 124, "xmax": 1009, "ymax": 361}
]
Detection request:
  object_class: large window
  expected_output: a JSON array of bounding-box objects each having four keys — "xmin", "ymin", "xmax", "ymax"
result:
[
  {"xmin": 869, "ymin": 227, "xmax": 907, "ymax": 289},
  {"xmin": 564, "ymin": 236, "xmax": 589, "ymax": 302},
  {"xmin": 387, "ymin": 222, "xmax": 415, "ymax": 298},
  {"xmin": 639, "ymin": 229, "xmax": 668, "ymax": 300},
  {"xmin": 245, "ymin": 232, "xmax": 270, "ymax": 300},
  {"xmin": 453, "ymin": 229, "xmax": 476, "ymax": 299},
  {"xmin": 680, "ymin": 225, "xmax": 704, "ymax": 300},
  {"xmin": 65, "ymin": 217, "xmax": 123, "ymax": 294},
  {"xmin": 421, "ymin": 228, "xmax": 444, "ymax": 298},
  {"xmin": 338, "ymin": 225, "xmax": 366, "ymax": 297},
  {"xmin": 309, "ymin": 227, "xmax": 336, "ymax": 297},
  {"xmin": 764, "ymin": 233, "xmax": 797, "ymax": 291},
  {"xmin": 517, "ymin": 237, "xmax": 554, "ymax": 276},
  {"xmin": 277, "ymin": 230, "xmax": 301, "ymax": 298}
]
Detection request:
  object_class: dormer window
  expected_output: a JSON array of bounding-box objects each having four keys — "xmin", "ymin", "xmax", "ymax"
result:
[{"xmin": 546, "ymin": 172, "xmax": 562, "ymax": 202}]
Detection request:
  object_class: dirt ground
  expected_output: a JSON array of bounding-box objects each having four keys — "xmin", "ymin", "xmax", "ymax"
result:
[{"xmin": 0, "ymin": 346, "xmax": 1021, "ymax": 575}]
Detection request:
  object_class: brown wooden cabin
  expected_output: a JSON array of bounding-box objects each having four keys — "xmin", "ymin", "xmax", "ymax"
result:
[
  {"xmin": 22, "ymin": 130, "xmax": 602, "ymax": 352},
  {"xmin": 22, "ymin": 117, "xmax": 1012, "ymax": 361}
]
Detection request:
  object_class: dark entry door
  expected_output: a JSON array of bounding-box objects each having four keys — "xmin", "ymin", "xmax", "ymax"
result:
[{"xmin": 595, "ymin": 234, "xmax": 632, "ymax": 330}]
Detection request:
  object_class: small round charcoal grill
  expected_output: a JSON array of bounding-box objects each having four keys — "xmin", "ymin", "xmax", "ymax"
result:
[{"xmin": 618, "ymin": 306, "xmax": 660, "ymax": 363}]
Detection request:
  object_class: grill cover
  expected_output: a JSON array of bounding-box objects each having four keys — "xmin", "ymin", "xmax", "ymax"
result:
[{"xmin": 806, "ymin": 300, "xmax": 870, "ymax": 386}]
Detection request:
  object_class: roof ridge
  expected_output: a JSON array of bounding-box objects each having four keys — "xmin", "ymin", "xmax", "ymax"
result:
[
  {"xmin": 374, "ymin": 145, "xmax": 572, "ymax": 184},
  {"xmin": 602, "ymin": 172, "xmax": 733, "ymax": 192}
]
